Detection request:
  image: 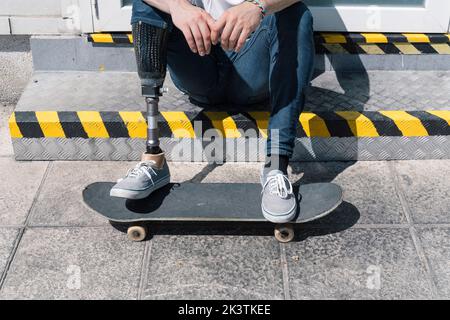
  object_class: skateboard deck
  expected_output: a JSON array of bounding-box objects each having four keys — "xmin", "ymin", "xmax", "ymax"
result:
[
  {"xmin": 83, "ymin": 182, "xmax": 342, "ymax": 242},
  {"xmin": 83, "ymin": 182, "xmax": 343, "ymax": 223}
]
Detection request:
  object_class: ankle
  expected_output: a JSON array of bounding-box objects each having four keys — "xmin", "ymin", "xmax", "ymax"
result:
[
  {"xmin": 264, "ymin": 154, "xmax": 289, "ymax": 175},
  {"xmin": 142, "ymin": 152, "xmax": 166, "ymax": 169}
]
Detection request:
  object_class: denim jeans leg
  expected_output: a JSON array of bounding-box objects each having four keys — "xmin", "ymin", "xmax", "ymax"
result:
[
  {"xmin": 131, "ymin": 0, "xmax": 172, "ymax": 29},
  {"xmin": 226, "ymin": 2, "xmax": 315, "ymax": 157},
  {"xmin": 266, "ymin": 2, "xmax": 315, "ymax": 157}
]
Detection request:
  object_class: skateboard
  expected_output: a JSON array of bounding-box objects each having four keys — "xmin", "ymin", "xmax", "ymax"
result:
[{"xmin": 83, "ymin": 182, "xmax": 343, "ymax": 243}]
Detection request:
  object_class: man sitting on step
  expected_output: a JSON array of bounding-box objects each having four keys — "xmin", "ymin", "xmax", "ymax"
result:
[{"xmin": 110, "ymin": 0, "xmax": 315, "ymax": 223}]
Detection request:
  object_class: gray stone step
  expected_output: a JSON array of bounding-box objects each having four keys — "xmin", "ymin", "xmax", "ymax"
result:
[{"xmin": 31, "ymin": 35, "xmax": 450, "ymax": 73}]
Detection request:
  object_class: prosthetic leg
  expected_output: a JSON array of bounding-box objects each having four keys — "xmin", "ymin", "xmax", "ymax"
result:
[
  {"xmin": 109, "ymin": 21, "xmax": 171, "ymax": 199},
  {"xmin": 132, "ymin": 21, "xmax": 169, "ymax": 167}
]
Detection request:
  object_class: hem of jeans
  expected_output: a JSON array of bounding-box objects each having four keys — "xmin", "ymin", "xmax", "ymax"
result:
[{"xmin": 265, "ymin": 149, "xmax": 293, "ymax": 158}]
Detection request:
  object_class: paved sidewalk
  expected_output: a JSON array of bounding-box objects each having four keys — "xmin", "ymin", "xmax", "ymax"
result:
[
  {"xmin": 0, "ymin": 136, "xmax": 449, "ymax": 299},
  {"xmin": 0, "ymin": 36, "xmax": 448, "ymax": 300}
]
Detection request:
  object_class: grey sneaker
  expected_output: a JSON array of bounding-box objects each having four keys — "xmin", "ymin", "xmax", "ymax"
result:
[
  {"xmin": 110, "ymin": 160, "xmax": 170, "ymax": 199},
  {"xmin": 260, "ymin": 168, "xmax": 297, "ymax": 223}
]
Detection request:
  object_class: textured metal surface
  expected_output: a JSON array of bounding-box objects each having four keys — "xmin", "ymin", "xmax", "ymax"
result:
[
  {"xmin": 15, "ymin": 71, "xmax": 450, "ymax": 113},
  {"xmin": 307, "ymin": 71, "xmax": 450, "ymax": 112},
  {"xmin": 291, "ymin": 136, "xmax": 450, "ymax": 161},
  {"xmin": 12, "ymin": 136, "xmax": 450, "ymax": 161}
]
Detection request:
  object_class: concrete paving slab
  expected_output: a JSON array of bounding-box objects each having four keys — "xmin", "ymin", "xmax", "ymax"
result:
[
  {"xmin": 417, "ymin": 227, "xmax": 450, "ymax": 299},
  {"xmin": 0, "ymin": 158, "xmax": 48, "ymax": 226},
  {"xmin": 142, "ymin": 235, "xmax": 284, "ymax": 300},
  {"xmin": 393, "ymin": 160, "xmax": 450, "ymax": 224},
  {"xmin": 323, "ymin": 162, "xmax": 406, "ymax": 225},
  {"xmin": 29, "ymin": 161, "xmax": 207, "ymax": 226},
  {"xmin": 168, "ymin": 162, "xmax": 208, "ymax": 182},
  {"xmin": 29, "ymin": 161, "xmax": 128, "ymax": 227},
  {"xmin": 202, "ymin": 163, "xmax": 261, "ymax": 183},
  {"xmin": 291, "ymin": 161, "xmax": 406, "ymax": 225},
  {"xmin": 285, "ymin": 228, "xmax": 433, "ymax": 299},
  {"xmin": 0, "ymin": 105, "xmax": 14, "ymax": 156},
  {"xmin": 0, "ymin": 227, "xmax": 145, "ymax": 300},
  {"xmin": 0, "ymin": 228, "xmax": 20, "ymax": 279}
]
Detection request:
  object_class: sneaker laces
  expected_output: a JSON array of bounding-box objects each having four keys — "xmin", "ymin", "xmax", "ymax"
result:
[
  {"xmin": 124, "ymin": 161, "xmax": 157, "ymax": 185},
  {"xmin": 262, "ymin": 174, "xmax": 293, "ymax": 199}
]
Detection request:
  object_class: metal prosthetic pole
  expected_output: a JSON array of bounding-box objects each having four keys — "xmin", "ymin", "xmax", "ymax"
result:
[
  {"xmin": 132, "ymin": 21, "xmax": 169, "ymax": 157},
  {"xmin": 145, "ymin": 96, "xmax": 160, "ymax": 154}
]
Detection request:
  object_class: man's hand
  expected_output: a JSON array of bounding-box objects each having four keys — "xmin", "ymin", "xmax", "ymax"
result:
[
  {"xmin": 168, "ymin": 0, "xmax": 215, "ymax": 56},
  {"xmin": 210, "ymin": 2, "xmax": 263, "ymax": 52}
]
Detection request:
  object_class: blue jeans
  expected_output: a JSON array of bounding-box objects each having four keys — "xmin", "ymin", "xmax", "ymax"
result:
[{"xmin": 132, "ymin": 0, "xmax": 315, "ymax": 157}]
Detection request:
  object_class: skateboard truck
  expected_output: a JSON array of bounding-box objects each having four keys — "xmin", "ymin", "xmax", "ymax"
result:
[{"xmin": 132, "ymin": 21, "xmax": 169, "ymax": 159}]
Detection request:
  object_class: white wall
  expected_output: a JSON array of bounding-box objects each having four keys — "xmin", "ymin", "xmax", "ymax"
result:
[
  {"xmin": 1, "ymin": 0, "xmax": 62, "ymax": 16},
  {"xmin": 0, "ymin": 0, "xmax": 93, "ymax": 34}
]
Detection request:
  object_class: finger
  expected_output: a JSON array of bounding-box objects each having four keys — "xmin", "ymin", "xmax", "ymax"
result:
[
  {"xmin": 198, "ymin": 20, "xmax": 211, "ymax": 54},
  {"xmin": 205, "ymin": 15, "xmax": 218, "ymax": 45},
  {"xmin": 181, "ymin": 26, "xmax": 197, "ymax": 53},
  {"xmin": 211, "ymin": 17, "xmax": 226, "ymax": 45},
  {"xmin": 228, "ymin": 25, "xmax": 243, "ymax": 52},
  {"xmin": 205, "ymin": 14, "xmax": 216, "ymax": 28},
  {"xmin": 220, "ymin": 21, "xmax": 235, "ymax": 51},
  {"xmin": 235, "ymin": 28, "xmax": 250, "ymax": 52},
  {"xmin": 190, "ymin": 24, "xmax": 206, "ymax": 56}
]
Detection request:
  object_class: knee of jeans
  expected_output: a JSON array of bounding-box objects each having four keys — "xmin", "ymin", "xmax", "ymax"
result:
[
  {"xmin": 226, "ymin": 79, "xmax": 269, "ymax": 105},
  {"xmin": 299, "ymin": 8, "xmax": 313, "ymax": 31},
  {"xmin": 169, "ymin": 71, "xmax": 218, "ymax": 99},
  {"xmin": 131, "ymin": 0, "xmax": 171, "ymax": 29}
]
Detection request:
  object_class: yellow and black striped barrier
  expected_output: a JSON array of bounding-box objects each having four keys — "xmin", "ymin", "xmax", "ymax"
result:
[
  {"xmin": 9, "ymin": 110, "xmax": 450, "ymax": 139},
  {"xmin": 87, "ymin": 32, "xmax": 450, "ymax": 54}
]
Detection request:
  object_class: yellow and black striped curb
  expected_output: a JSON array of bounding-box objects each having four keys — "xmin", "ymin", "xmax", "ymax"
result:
[
  {"xmin": 87, "ymin": 32, "xmax": 450, "ymax": 54},
  {"xmin": 9, "ymin": 110, "xmax": 450, "ymax": 139}
]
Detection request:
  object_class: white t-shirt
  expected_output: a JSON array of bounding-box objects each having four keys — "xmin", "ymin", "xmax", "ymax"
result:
[{"xmin": 191, "ymin": 0, "xmax": 245, "ymax": 20}]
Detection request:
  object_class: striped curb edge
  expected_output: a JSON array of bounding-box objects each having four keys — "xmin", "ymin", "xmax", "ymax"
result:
[
  {"xmin": 9, "ymin": 110, "xmax": 450, "ymax": 139},
  {"xmin": 87, "ymin": 32, "xmax": 450, "ymax": 54}
]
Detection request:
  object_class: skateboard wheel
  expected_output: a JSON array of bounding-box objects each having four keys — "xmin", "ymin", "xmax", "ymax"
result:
[
  {"xmin": 274, "ymin": 224, "xmax": 294, "ymax": 243},
  {"xmin": 127, "ymin": 225, "xmax": 147, "ymax": 242}
]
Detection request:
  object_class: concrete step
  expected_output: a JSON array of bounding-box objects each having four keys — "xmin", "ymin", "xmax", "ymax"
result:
[
  {"xmin": 8, "ymin": 70, "xmax": 450, "ymax": 161},
  {"xmin": 30, "ymin": 33, "xmax": 450, "ymax": 73}
]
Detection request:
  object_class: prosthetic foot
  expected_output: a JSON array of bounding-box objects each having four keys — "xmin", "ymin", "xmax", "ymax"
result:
[{"xmin": 110, "ymin": 22, "xmax": 171, "ymax": 199}]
